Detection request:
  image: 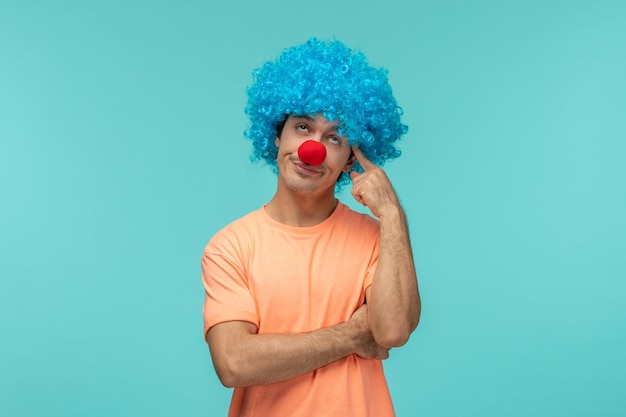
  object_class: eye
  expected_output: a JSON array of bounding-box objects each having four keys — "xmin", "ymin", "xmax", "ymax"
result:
[
  {"xmin": 328, "ymin": 135, "xmax": 343, "ymax": 145},
  {"xmin": 296, "ymin": 124, "xmax": 308, "ymax": 132}
]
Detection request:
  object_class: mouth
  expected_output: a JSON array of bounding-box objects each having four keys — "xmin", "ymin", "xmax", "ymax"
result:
[{"xmin": 292, "ymin": 160, "xmax": 322, "ymax": 176}]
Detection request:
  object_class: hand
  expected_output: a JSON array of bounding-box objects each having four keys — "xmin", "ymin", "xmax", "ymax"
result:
[
  {"xmin": 349, "ymin": 304, "xmax": 390, "ymax": 360},
  {"xmin": 349, "ymin": 147, "xmax": 401, "ymax": 219}
]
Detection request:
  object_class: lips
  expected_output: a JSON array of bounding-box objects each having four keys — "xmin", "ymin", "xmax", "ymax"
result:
[{"xmin": 292, "ymin": 159, "xmax": 321, "ymax": 175}]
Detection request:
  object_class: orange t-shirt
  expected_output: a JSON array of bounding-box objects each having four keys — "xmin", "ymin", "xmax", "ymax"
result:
[{"xmin": 202, "ymin": 202, "xmax": 395, "ymax": 417}]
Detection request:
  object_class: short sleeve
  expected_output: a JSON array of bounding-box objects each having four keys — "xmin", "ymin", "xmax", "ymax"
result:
[{"xmin": 201, "ymin": 236, "xmax": 259, "ymax": 341}]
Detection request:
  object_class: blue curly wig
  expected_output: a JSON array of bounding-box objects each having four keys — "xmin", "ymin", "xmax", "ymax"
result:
[{"xmin": 245, "ymin": 37, "xmax": 408, "ymax": 187}]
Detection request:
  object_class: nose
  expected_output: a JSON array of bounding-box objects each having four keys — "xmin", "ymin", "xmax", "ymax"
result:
[{"xmin": 298, "ymin": 140, "xmax": 327, "ymax": 166}]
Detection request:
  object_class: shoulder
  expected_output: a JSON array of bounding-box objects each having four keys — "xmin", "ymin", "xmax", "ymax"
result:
[
  {"xmin": 204, "ymin": 209, "xmax": 265, "ymax": 256},
  {"xmin": 338, "ymin": 202, "xmax": 379, "ymax": 226},
  {"xmin": 336, "ymin": 202, "xmax": 380, "ymax": 236}
]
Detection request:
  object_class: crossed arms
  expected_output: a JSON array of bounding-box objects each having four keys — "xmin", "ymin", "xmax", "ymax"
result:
[{"xmin": 206, "ymin": 148, "xmax": 421, "ymax": 388}]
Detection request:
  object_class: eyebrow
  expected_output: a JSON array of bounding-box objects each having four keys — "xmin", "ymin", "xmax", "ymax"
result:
[
  {"xmin": 292, "ymin": 115, "xmax": 340, "ymax": 129},
  {"xmin": 292, "ymin": 115, "xmax": 316, "ymax": 122},
  {"xmin": 291, "ymin": 115, "xmax": 345, "ymax": 140}
]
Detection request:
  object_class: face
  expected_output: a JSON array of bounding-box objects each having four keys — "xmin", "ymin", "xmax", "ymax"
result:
[{"xmin": 274, "ymin": 114, "xmax": 354, "ymax": 195}]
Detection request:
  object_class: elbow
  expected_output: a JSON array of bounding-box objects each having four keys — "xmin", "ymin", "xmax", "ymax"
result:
[
  {"xmin": 213, "ymin": 354, "xmax": 248, "ymax": 388},
  {"xmin": 373, "ymin": 311, "xmax": 421, "ymax": 349},
  {"xmin": 207, "ymin": 322, "xmax": 258, "ymax": 388},
  {"xmin": 216, "ymin": 370, "xmax": 237, "ymax": 389},
  {"xmin": 214, "ymin": 363, "xmax": 237, "ymax": 388},
  {"xmin": 374, "ymin": 327, "xmax": 411, "ymax": 348}
]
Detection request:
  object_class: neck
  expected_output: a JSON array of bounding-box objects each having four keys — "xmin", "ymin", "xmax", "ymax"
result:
[{"xmin": 265, "ymin": 183, "xmax": 339, "ymax": 227}]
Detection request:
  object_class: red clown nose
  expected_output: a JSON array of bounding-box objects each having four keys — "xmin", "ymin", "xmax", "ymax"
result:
[{"xmin": 297, "ymin": 140, "xmax": 327, "ymax": 166}]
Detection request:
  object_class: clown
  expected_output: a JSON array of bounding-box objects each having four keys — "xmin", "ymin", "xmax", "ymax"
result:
[
  {"xmin": 245, "ymin": 38, "xmax": 408, "ymax": 189},
  {"xmin": 202, "ymin": 38, "xmax": 421, "ymax": 417}
]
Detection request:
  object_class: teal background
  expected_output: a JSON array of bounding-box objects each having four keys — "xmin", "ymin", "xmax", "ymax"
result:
[{"xmin": 1, "ymin": 0, "xmax": 625, "ymax": 416}]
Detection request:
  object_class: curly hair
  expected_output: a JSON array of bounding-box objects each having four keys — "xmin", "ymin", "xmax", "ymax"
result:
[{"xmin": 244, "ymin": 37, "xmax": 408, "ymax": 187}]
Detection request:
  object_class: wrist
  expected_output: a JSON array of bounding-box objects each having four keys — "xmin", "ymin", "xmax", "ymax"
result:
[
  {"xmin": 344, "ymin": 315, "xmax": 371, "ymax": 354},
  {"xmin": 377, "ymin": 203, "xmax": 404, "ymax": 221}
]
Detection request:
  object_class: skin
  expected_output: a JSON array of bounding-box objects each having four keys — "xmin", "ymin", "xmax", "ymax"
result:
[
  {"xmin": 350, "ymin": 146, "xmax": 421, "ymax": 347},
  {"xmin": 266, "ymin": 114, "xmax": 355, "ymax": 226},
  {"xmin": 207, "ymin": 114, "xmax": 420, "ymax": 388}
]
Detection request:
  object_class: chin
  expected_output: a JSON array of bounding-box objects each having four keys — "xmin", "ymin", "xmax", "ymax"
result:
[{"xmin": 282, "ymin": 175, "xmax": 331, "ymax": 196}]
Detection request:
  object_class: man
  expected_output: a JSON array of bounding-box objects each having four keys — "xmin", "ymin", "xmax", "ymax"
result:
[{"xmin": 202, "ymin": 38, "xmax": 421, "ymax": 417}]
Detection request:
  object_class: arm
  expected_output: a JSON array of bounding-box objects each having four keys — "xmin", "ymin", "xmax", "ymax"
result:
[
  {"xmin": 350, "ymin": 147, "xmax": 421, "ymax": 348},
  {"xmin": 207, "ymin": 304, "xmax": 388, "ymax": 388}
]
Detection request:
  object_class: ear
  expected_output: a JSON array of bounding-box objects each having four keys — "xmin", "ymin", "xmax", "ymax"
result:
[{"xmin": 342, "ymin": 150, "xmax": 356, "ymax": 172}]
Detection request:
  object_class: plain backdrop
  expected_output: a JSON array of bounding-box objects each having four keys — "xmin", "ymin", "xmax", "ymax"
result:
[{"xmin": 1, "ymin": 1, "xmax": 625, "ymax": 416}]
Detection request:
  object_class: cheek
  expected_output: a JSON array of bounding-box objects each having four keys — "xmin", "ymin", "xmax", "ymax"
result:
[
  {"xmin": 276, "ymin": 136, "xmax": 302, "ymax": 156},
  {"xmin": 327, "ymin": 149, "xmax": 352, "ymax": 167}
]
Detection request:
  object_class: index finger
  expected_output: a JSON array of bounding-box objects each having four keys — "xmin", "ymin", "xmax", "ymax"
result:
[{"xmin": 351, "ymin": 146, "xmax": 376, "ymax": 171}]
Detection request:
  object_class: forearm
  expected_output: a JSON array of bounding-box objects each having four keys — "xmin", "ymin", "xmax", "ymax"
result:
[
  {"xmin": 368, "ymin": 204, "xmax": 421, "ymax": 348},
  {"xmin": 208, "ymin": 321, "xmax": 359, "ymax": 388}
]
